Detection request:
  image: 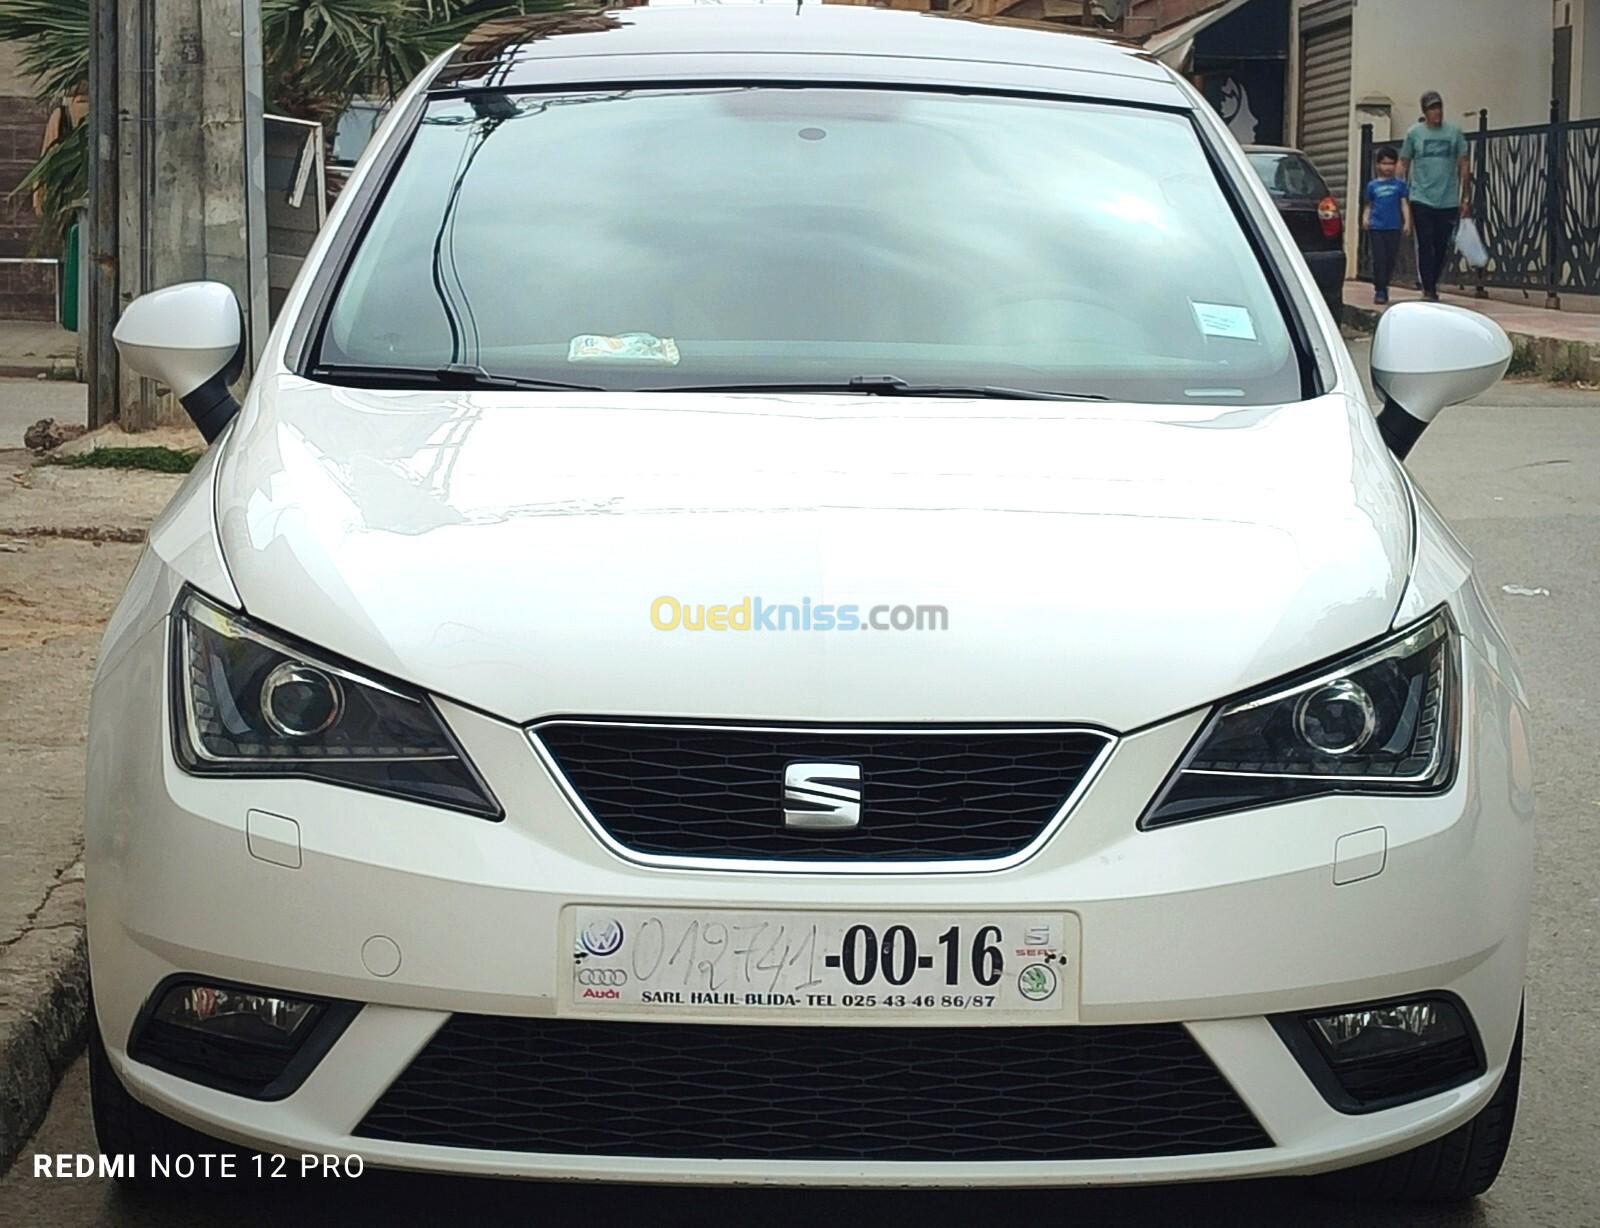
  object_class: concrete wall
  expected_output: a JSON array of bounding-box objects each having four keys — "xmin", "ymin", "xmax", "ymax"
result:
[
  {"xmin": 1355, "ymin": 0, "xmax": 1551, "ymax": 142},
  {"xmin": 1582, "ymin": 0, "xmax": 1600, "ymax": 117},
  {"xmin": 0, "ymin": 41, "xmax": 31, "ymax": 95}
]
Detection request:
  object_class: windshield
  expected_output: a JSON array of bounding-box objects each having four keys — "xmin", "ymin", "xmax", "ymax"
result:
[{"xmin": 318, "ymin": 88, "xmax": 1302, "ymax": 404}]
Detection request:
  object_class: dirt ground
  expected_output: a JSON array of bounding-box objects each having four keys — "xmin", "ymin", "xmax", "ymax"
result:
[{"xmin": 0, "ymin": 449, "xmax": 183, "ymax": 952}]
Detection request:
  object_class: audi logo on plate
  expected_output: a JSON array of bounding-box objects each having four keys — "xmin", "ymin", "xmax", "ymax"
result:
[{"xmin": 576, "ymin": 968, "xmax": 628, "ymax": 987}]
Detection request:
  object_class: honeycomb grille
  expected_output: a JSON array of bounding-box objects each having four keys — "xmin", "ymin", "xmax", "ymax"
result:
[
  {"xmin": 355, "ymin": 1016, "xmax": 1272, "ymax": 1161},
  {"xmin": 533, "ymin": 723, "xmax": 1110, "ymax": 862}
]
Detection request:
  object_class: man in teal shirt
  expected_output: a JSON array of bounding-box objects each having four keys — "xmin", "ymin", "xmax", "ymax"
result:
[{"xmin": 1399, "ymin": 90, "xmax": 1471, "ymax": 300}]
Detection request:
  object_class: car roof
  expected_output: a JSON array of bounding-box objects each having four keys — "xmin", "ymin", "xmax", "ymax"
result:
[
  {"xmin": 430, "ymin": 4, "xmax": 1188, "ymax": 108},
  {"xmin": 1242, "ymin": 145, "xmax": 1309, "ymax": 156}
]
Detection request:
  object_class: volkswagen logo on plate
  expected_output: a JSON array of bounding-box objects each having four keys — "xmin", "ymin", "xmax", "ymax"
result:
[
  {"xmin": 579, "ymin": 919, "xmax": 625, "ymax": 957},
  {"xmin": 576, "ymin": 968, "xmax": 628, "ymax": 987}
]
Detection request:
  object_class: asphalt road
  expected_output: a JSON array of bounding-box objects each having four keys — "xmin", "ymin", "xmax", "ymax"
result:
[{"xmin": 2, "ymin": 355, "xmax": 1597, "ymax": 1226}]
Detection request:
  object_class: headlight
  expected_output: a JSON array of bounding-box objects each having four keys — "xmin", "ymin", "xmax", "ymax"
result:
[
  {"xmin": 1142, "ymin": 607, "xmax": 1457, "ymax": 828},
  {"xmin": 171, "ymin": 590, "xmax": 500, "ymax": 818}
]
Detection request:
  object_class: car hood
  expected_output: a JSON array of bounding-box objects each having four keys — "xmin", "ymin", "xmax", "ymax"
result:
[{"xmin": 214, "ymin": 379, "xmax": 1411, "ymax": 729}]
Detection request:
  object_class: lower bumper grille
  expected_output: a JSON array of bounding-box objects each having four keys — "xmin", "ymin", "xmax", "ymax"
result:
[{"xmin": 355, "ymin": 1017, "xmax": 1272, "ymax": 1161}]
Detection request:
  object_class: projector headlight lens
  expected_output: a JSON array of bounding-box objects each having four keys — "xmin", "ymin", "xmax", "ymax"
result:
[
  {"xmin": 172, "ymin": 590, "xmax": 500, "ymax": 818},
  {"xmin": 1143, "ymin": 607, "xmax": 1457, "ymax": 828}
]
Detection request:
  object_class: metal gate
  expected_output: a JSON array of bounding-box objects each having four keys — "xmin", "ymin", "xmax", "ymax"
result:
[
  {"xmin": 1359, "ymin": 108, "xmax": 1600, "ymax": 304},
  {"xmin": 1298, "ymin": 0, "xmax": 1353, "ymax": 210}
]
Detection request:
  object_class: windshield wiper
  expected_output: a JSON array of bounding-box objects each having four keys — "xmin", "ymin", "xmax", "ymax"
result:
[
  {"xmin": 641, "ymin": 375, "xmax": 1107, "ymax": 402},
  {"xmin": 310, "ymin": 363, "xmax": 603, "ymax": 393}
]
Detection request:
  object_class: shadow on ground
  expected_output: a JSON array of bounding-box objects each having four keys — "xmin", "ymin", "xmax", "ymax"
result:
[{"xmin": 96, "ymin": 1167, "xmax": 1494, "ymax": 1228}]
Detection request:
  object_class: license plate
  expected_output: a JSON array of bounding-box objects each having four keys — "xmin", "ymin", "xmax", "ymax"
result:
[{"xmin": 565, "ymin": 907, "xmax": 1077, "ymax": 1020}]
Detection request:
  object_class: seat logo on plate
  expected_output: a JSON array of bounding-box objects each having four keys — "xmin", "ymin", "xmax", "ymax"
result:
[{"xmin": 783, "ymin": 762, "xmax": 862, "ymax": 830}]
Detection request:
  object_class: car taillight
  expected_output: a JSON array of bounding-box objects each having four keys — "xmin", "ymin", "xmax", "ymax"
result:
[{"xmin": 1318, "ymin": 195, "xmax": 1342, "ymax": 238}]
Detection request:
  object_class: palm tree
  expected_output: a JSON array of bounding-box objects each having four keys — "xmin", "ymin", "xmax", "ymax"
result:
[
  {"xmin": 0, "ymin": 0, "xmax": 570, "ymax": 244},
  {"xmin": 263, "ymin": 0, "xmax": 571, "ymax": 133}
]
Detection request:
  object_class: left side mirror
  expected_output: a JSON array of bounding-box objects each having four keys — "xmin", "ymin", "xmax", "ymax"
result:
[
  {"xmin": 1371, "ymin": 302, "xmax": 1511, "ymax": 459},
  {"xmin": 113, "ymin": 281, "xmax": 244, "ymax": 443}
]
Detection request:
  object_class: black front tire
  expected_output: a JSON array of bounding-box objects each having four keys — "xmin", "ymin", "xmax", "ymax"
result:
[
  {"xmin": 87, "ymin": 1011, "xmax": 239, "ymax": 1185},
  {"xmin": 1313, "ymin": 1012, "xmax": 1523, "ymax": 1203}
]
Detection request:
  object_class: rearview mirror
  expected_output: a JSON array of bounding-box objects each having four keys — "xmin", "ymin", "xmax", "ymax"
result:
[
  {"xmin": 113, "ymin": 281, "xmax": 244, "ymax": 443},
  {"xmin": 1371, "ymin": 302, "xmax": 1511, "ymax": 459}
]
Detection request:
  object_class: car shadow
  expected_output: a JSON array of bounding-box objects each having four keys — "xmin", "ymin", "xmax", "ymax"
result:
[{"xmin": 116, "ymin": 1170, "xmax": 1494, "ymax": 1228}]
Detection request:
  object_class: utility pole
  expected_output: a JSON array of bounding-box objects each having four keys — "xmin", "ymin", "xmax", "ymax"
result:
[
  {"xmin": 90, "ymin": 0, "xmax": 268, "ymax": 431},
  {"xmin": 85, "ymin": 0, "xmax": 118, "ymax": 430}
]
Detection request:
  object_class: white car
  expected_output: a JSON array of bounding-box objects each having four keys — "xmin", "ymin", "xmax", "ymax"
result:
[{"xmin": 87, "ymin": 4, "xmax": 1532, "ymax": 1203}]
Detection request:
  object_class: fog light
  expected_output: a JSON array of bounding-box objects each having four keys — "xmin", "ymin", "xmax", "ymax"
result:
[
  {"xmin": 1309, "ymin": 999, "xmax": 1464, "ymax": 1062},
  {"xmin": 153, "ymin": 982, "xmax": 320, "ymax": 1048},
  {"xmin": 1273, "ymin": 995, "xmax": 1485, "ymax": 1113},
  {"xmin": 129, "ymin": 977, "xmax": 359, "ymax": 1099}
]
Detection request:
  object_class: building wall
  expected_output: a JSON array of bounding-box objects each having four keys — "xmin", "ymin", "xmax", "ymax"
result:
[
  {"xmin": 1582, "ymin": 0, "xmax": 1600, "ymax": 117},
  {"xmin": 1355, "ymin": 0, "xmax": 1550, "ymax": 141},
  {"xmin": 0, "ymin": 42, "xmax": 56, "ymax": 321},
  {"xmin": 1289, "ymin": 0, "xmax": 1553, "ymax": 268}
]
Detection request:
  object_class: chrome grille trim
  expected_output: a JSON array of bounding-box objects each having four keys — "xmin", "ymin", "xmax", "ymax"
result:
[{"xmin": 526, "ymin": 720, "xmax": 1117, "ymax": 875}]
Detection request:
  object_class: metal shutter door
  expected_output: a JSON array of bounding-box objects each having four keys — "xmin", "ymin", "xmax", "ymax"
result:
[{"xmin": 1298, "ymin": 1, "xmax": 1353, "ymax": 210}]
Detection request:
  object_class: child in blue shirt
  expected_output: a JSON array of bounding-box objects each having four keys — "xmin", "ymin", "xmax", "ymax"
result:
[{"xmin": 1362, "ymin": 147, "xmax": 1412, "ymax": 305}]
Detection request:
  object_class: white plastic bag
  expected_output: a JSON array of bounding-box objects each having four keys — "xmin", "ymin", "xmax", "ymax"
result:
[{"xmin": 1455, "ymin": 217, "xmax": 1490, "ymax": 270}]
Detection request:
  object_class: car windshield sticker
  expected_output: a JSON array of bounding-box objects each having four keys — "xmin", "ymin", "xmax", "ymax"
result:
[
  {"xmin": 1190, "ymin": 302, "xmax": 1258, "ymax": 342},
  {"xmin": 567, "ymin": 333, "xmax": 681, "ymax": 364}
]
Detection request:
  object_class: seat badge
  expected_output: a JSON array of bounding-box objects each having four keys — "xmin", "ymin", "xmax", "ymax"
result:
[{"xmin": 783, "ymin": 762, "xmax": 862, "ymax": 830}]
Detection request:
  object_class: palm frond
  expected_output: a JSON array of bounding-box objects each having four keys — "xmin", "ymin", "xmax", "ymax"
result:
[
  {"xmin": 12, "ymin": 118, "xmax": 84, "ymax": 247},
  {"xmin": 0, "ymin": 0, "xmax": 90, "ymax": 99}
]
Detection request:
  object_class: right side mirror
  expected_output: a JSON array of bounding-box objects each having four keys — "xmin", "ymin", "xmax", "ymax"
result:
[
  {"xmin": 113, "ymin": 281, "xmax": 245, "ymax": 443},
  {"xmin": 1371, "ymin": 302, "xmax": 1511, "ymax": 459}
]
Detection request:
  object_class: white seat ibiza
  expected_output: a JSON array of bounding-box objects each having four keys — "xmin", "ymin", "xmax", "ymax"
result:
[{"xmin": 87, "ymin": 4, "xmax": 1532, "ymax": 1203}]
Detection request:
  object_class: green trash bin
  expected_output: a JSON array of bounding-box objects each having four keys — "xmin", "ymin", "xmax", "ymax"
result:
[{"xmin": 59, "ymin": 218, "xmax": 80, "ymax": 332}]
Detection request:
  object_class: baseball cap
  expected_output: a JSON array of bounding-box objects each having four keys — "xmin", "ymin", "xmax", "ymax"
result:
[{"xmin": 1421, "ymin": 90, "xmax": 1443, "ymax": 110}]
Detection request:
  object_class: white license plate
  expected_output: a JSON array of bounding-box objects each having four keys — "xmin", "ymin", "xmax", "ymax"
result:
[{"xmin": 566, "ymin": 907, "xmax": 1077, "ymax": 1019}]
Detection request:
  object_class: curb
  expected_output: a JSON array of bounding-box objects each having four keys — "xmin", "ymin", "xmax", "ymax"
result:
[
  {"xmin": 0, "ymin": 866, "xmax": 90, "ymax": 1177},
  {"xmin": 0, "ymin": 359, "xmax": 77, "ymax": 381},
  {"xmin": 1344, "ymin": 303, "xmax": 1600, "ymax": 384}
]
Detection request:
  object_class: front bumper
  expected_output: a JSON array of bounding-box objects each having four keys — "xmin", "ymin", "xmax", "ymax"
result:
[{"xmin": 84, "ymin": 616, "xmax": 1534, "ymax": 1185}]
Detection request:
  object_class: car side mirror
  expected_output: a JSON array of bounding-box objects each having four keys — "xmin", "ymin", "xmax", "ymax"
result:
[
  {"xmin": 1371, "ymin": 302, "xmax": 1511, "ymax": 459},
  {"xmin": 113, "ymin": 281, "xmax": 245, "ymax": 443}
]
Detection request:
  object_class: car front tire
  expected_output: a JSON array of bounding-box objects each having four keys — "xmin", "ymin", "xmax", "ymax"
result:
[
  {"xmin": 88, "ymin": 1008, "xmax": 238, "ymax": 1185},
  {"xmin": 1313, "ymin": 1011, "xmax": 1522, "ymax": 1203}
]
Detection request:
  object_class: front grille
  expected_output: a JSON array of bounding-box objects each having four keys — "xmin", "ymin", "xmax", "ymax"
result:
[
  {"xmin": 355, "ymin": 1017, "xmax": 1272, "ymax": 1161},
  {"xmin": 533, "ymin": 722, "xmax": 1111, "ymax": 862}
]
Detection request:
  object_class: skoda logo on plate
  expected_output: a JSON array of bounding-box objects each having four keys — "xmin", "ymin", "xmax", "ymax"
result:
[
  {"xmin": 579, "ymin": 919, "xmax": 625, "ymax": 957},
  {"xmin": 1017, "ymin": 963, "xmax": 1058, "ymax": 1002}
]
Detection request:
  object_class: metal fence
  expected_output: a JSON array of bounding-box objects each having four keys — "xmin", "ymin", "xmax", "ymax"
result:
[{"xmin": 1357, "ymin": 105, "xmax": 1600, "ymax": 306}]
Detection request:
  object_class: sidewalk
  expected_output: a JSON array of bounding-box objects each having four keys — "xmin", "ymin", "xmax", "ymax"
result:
[
  {"xmin": 1343, "ymin": 280, "xmax": 1600, "ymax": 383},
  {"xmin": 0, "ymin": 457, "xmax": 182, "ymax": 1172},
  {"xmin": 0, "ymin": 321, "xmax": 76, "ymax": 381}
]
